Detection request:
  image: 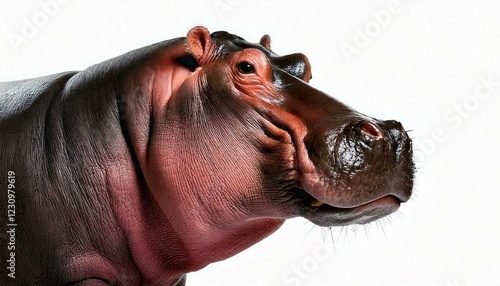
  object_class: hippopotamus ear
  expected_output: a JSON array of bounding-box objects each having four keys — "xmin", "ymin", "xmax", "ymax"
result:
[
  {"xmin": 187, "ymin": 26, "xmax": 215, "ymax": 66},
  {"xmin": 259, "ymin": 35, "xmax": 271, "ymax": 50}
]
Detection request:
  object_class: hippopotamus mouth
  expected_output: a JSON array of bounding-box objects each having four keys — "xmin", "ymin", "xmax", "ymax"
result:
[{"xmin": 290, "ymin": 187, "xmax": 404, "ymax": 226}]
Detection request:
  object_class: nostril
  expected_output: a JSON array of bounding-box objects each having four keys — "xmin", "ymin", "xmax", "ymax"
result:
[{"xmin": 360, "ymin": 122, "xmax": 383, "ymax": 139}]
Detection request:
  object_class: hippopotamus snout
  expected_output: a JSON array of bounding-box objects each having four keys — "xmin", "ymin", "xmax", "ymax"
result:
[{"xmin": 300, "ymin": 117, "xmax": 413, "ymax": 226}]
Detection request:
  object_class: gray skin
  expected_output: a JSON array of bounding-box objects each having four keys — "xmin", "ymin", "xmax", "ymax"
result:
[{"xmin": 0, "ymin": 27, "xmax": 414, "ymax": 285}]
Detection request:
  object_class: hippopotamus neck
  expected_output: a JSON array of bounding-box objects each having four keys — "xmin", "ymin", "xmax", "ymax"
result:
[
  {"xmin": 54, "ymin": 39, "xmax": 286, "ymax": 283},
  {"xmin": 55, "ymin": 52, "xmax": 193, "ymax": 283},
  {"xmin": 0, "ymin": 52, "xmax": 198, "ymax": 284}
]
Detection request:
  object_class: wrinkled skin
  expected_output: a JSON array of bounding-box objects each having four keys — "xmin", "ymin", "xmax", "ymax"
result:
[{"xmin": 0, "ymin": 27, "xmax": 413, "ymax": 285}]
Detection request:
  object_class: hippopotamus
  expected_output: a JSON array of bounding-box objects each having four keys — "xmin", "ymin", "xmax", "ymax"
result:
[{"xmin": 0, "ymin": 26, "xmax": 414, "ymax": 285}]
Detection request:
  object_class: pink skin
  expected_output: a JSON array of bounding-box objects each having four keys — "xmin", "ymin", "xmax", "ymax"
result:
[{"xmin": 107, "ymin": 29, "xmax": 290, "ymax": 285}]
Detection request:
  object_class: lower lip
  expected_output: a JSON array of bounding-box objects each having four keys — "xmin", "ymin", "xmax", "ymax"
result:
[
  {"xmin": 353, "ymin": 195, "xmax": 400, "ymax": 223},
  {"xmin": 321, "ymin": 195, "xmax": 401, "ymax": 213},
  {"xmin": 308, "ymin": 195, "xmax": 401, "ymax": 225},
  {"xmin": 362, "ymin": 195, "xmax": 400, "ymax": 209}
]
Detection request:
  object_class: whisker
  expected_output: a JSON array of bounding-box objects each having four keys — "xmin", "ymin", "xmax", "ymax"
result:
[
  {"xmin": 329, "ymin": 227, "xmax": 335, "ymax": 247},
  {"xmin": 306, "ymin": 223, "xmax": 316, "ymax": 239}
]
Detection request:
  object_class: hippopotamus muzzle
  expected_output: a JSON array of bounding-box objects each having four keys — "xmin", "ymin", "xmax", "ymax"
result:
[
  {"xmin": 298, "ymin": 118, "xmax": 413, "ymax": 226},
  {"xmin": 172, "ymin": 27, "xmax": 414, "ymax": 227}
]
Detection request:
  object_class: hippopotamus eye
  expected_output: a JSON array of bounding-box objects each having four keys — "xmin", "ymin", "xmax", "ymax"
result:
[{"xmin": 237, "ymin": 62, "xmax": 255, "ymax": 74}]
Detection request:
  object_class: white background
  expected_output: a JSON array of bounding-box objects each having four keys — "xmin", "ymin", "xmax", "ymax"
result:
[{"xmin": 1, "ymin": 1, "xmax": 500, "ymax": 285}]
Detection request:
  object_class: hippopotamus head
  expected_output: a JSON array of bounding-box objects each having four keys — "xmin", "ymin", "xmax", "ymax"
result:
[
  {"xmin": 145, "ymin": 26, "xmax": 413, "ymax": 224},
  {"xmin": 114, "ymin": 26, "xmax": 413, "ymax": 276}
]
